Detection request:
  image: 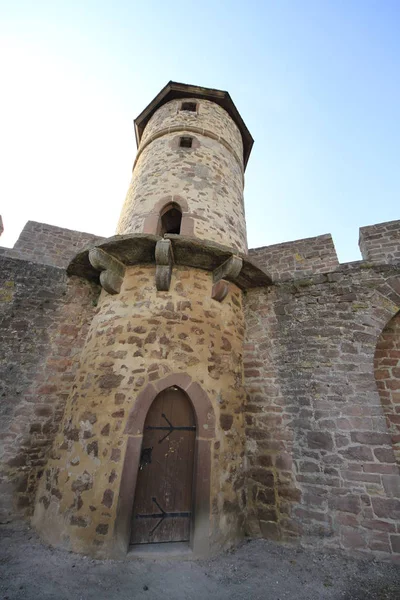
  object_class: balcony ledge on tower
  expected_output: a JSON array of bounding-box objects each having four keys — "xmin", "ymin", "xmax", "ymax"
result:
[{"xmin": 67, "ymin": 233, "xmax": 273, "ymax": 296}]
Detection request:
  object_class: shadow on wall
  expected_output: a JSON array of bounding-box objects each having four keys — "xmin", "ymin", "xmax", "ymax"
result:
[{"xmin": 374, "ymin": 310, "xmax": 400, "ymax": 467}]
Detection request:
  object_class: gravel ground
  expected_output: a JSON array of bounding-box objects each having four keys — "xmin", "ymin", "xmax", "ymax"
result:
[{"xmin": 1, "ymin": 523, "xmax": 400, "ymax": 600}]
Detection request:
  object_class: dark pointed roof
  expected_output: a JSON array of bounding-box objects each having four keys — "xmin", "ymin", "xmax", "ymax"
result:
[{"xmin": 134, "ymin": 81, "xmax": 254, "ymax": 169}]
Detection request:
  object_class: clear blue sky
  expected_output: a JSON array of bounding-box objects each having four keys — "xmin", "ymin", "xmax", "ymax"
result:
[{"xmin": 1, "ymin": 0, "xmax": 399, "ymax": 262}]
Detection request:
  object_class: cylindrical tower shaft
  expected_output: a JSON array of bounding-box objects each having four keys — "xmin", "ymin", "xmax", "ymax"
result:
[{"xmin": 117, "ymin": 91, "xmax": 250, "ymax": 254}]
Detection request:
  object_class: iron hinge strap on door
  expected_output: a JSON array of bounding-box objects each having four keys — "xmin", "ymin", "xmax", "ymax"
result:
[
  {"xmin": 136, "ymin": 497, "xmax": 191, "ymax": 536},
  {"xmin": 145, "ymin": 413, "xmax": 196, "ymax": 443}
]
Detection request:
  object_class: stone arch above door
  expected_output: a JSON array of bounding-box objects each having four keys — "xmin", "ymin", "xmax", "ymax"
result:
[
  {"xmin": 124, "ymin": 373, "xmax": 215, "ymax": 438},
  {"xmin": 113, "ymin": 374, "xmax": 215, "ymax": 558}
]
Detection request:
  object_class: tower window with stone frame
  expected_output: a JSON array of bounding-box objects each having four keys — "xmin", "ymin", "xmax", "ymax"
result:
[
  {"xmin": 180, "ymin": 101, "xmax": 197, "ymax": 112},
  {"xmin": 179, "ymin": 136, "xmax": 193, "ymax": 148}
]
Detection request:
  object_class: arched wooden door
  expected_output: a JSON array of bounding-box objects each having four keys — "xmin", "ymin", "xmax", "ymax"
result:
[{"xmin": 130, "ymin": 386, "xmax": 196, "ymax": 545}]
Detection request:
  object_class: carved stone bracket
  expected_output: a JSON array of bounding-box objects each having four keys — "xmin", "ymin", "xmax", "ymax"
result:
[
  {"xmin": 155, "ymin": 239, "xmax": 174, "ymax": 291},
  {"xmin": 88, "ymin": 248, "xmax": 126, "ymax": 295},
  {"xmin": 211, "ymin": 280, "xmax": 230, "ymax": 302},
  {"xmin": 211, "ymin": 255, "xmax": 243, "ymax": 302},
  {"xmin": 213, "ymin": 255, "xmax": 243, "ymax": 284}
]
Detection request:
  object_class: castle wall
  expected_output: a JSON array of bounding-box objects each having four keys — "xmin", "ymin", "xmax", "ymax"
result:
[
  {"xmin": 32, "ymin": 265, "xmax": 246, "ymax": 557},
  {"xmin": 117, "ymin": 99, "xmax": 247, "ymax": 253},
  {"xmin": 0, "ymin": 255, "xmax": 99, "ymax": 522},
  {"xmin": 244, "ymin": 261, "xmax": 400, "ymax": 561},
  {"xmin": 249, "ymin": 234, "xmax": 339, "ymax": 281},
  {"xmin": 359, "ymin": 220, "xmax": 400, "ymax": 264},
  {"xmin": 1, "ymin": 221, "xmax": 105, "ymax": 268}
]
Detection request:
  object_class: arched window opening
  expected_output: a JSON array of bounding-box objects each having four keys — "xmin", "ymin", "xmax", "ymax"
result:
[{"xmin": 159, "ymin": 203, "xmax": 182, "ymax": 236}]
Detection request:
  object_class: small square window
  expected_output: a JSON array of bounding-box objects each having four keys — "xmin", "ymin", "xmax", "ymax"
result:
[
  {"xmin": 179, "ymin": 136, "xmax": 193, "ymax": 148},
  {"xmin": 181, "ymin": 102, "xmax": 197, "ymax": 112}
]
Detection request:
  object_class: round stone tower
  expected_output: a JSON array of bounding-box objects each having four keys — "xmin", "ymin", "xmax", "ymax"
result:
[{"xmin": 33, "ymin": 82, "xmax": 269, "ymax": 559}]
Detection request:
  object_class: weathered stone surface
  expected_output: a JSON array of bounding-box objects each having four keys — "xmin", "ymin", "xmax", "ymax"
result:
[
  {"xmin": 2, "ymin": 220, "xmax": 104, "ymax": 268},
  {"xmin": 0, "ymin": 256, "xmax": 99, "ymax": 522},
  {"xmin": 244, "ymin": 260, "xmax": 400, "ymax": 560}
]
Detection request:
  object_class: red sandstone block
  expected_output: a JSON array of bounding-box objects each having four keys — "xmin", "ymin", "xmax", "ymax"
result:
[
  {"xmin": 390, "ymin": 535, "xmax": 400, "ymax": 553},
  {"xmin": 372, "ymin": 497, "xmax": 400, "ymax": 519},
  {"xmin": 293, "ymin": 507, "xmax": 327, "ymax": 522},
  {"xmin": 382, "ymin": 475, "xmax": 400, "ymax": 498},
  {"xmin": 328, "ymin": 494, "xmax": 361, "ymax": 514},
  {"xmin": 341, "ymin": 527, "xmax": 366, "ymax": 550},
  {"xmin": 362, "ymin": 519, "xmax": 396, "ymax": 532},
  {"xmin": 350, "ymin": 431, "xmax": 391, "ymax": 445},
  {"xmin": 364, "ymin": 463, "xmax": 399, "ymax": 474},
  {"xmin": 342, "ymin": 471, "xmax": 381, "ymax": 484},
  {"xmin": 334, "ymin": 513, "xmax": 359, "ymax": 528}
]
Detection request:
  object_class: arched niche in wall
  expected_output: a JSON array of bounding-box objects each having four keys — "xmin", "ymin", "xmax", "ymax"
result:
[{"xmin": 374, "ymin": 309, "xmax": 400, "ymax": 466}]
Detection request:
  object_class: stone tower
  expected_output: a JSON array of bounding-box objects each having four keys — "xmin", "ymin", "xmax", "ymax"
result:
[{"xmin": 32, "ymin": 82, "xmax": 270, "ymax": 558}]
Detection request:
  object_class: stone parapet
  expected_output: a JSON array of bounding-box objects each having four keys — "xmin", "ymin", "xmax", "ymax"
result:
[
  {"xmin": 0, "ymin": 255, "xmax": 100, "ymax": 522},
  {"xmin": 249, "ymin": 234, "xmax": 339, "ymax": 281},
  {"xmin": 359, "ymin": 220, "xmax": 400, "ymax": 264},
  {"xmin": 2, "ymin": 221, "xmax": 105, "ymax": 269}
]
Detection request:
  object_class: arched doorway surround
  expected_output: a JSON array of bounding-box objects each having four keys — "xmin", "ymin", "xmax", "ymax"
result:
[{"xmin": 113, "ymin": 373, "xmax": 215, "ymax": 557}]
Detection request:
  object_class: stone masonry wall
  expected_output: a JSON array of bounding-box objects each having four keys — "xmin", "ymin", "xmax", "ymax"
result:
[
  {"xmin": 0, "ymin": 255, "xmax": 100, "ymax": 522},
  {"xmin": 359, "ymin": 220, "xmax": 400, "ymax": 264},
  {"xmin": 375, "ymin": 311, "xmax": 400, "ymax": 466},
  {"xmin": 117, "ymin": 99, "xmax": 247, "ymax": 253},
  {"xmin": 244, "ymin": 262, "xmax": 400, "ymax": 562},
  {"xmin": 33, "ymin": 265, "xmax": 246, "ymax": 557},
  {"xmin": 249, "ymin": 234, "xmax": 339, "ymax": 281},
  {"xmin": 1, "ymin": 221, "xmax": 105, "ymax": 268}
]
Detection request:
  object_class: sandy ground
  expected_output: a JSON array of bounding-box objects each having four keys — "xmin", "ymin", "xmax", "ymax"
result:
[{"xmin": 1, "ymin": 523, "xmax": 400, "ymax": 600}]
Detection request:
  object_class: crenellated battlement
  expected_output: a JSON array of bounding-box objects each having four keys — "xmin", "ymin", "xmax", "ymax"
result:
[
  {"xmin": 0, "ymin": 221, "xmax": 105, "ymax": 268},
  {"xmin": 359, "ymin": 219, "xmax": 400, "ymax": 264},
  {"xmin": 1, "ymin": 218, "xmax": 399, "ymax": 279},
  {"xmin": 249, "ymin": 233, "xmax": 339, "ymax": 281}
]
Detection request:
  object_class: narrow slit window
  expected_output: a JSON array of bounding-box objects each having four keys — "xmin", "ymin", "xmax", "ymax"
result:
[
  {"xmin": 180, "ymin": 136, "xmax": 193, "ymax": 148},
  {"xmin": 181, "ymin": 102, "xmax": 197, "ymax": 112}
]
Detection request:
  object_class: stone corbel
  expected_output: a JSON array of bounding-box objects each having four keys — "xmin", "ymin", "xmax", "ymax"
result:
[
  {"xmin": 211, "ymin": 255, "xmax": 243, "ymax": 302},
  {"xmin": 88, "ymin": 248, "xmax": 126, "ymax": 295},
  {"xmin": 155, "ymin": 239, "xmax": 174, "ymax": 291}
]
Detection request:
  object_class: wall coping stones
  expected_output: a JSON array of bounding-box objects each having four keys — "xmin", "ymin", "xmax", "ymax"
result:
[{"xmin": 67, "ymin": 233, "xmax": 273, "ymax": 290}]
